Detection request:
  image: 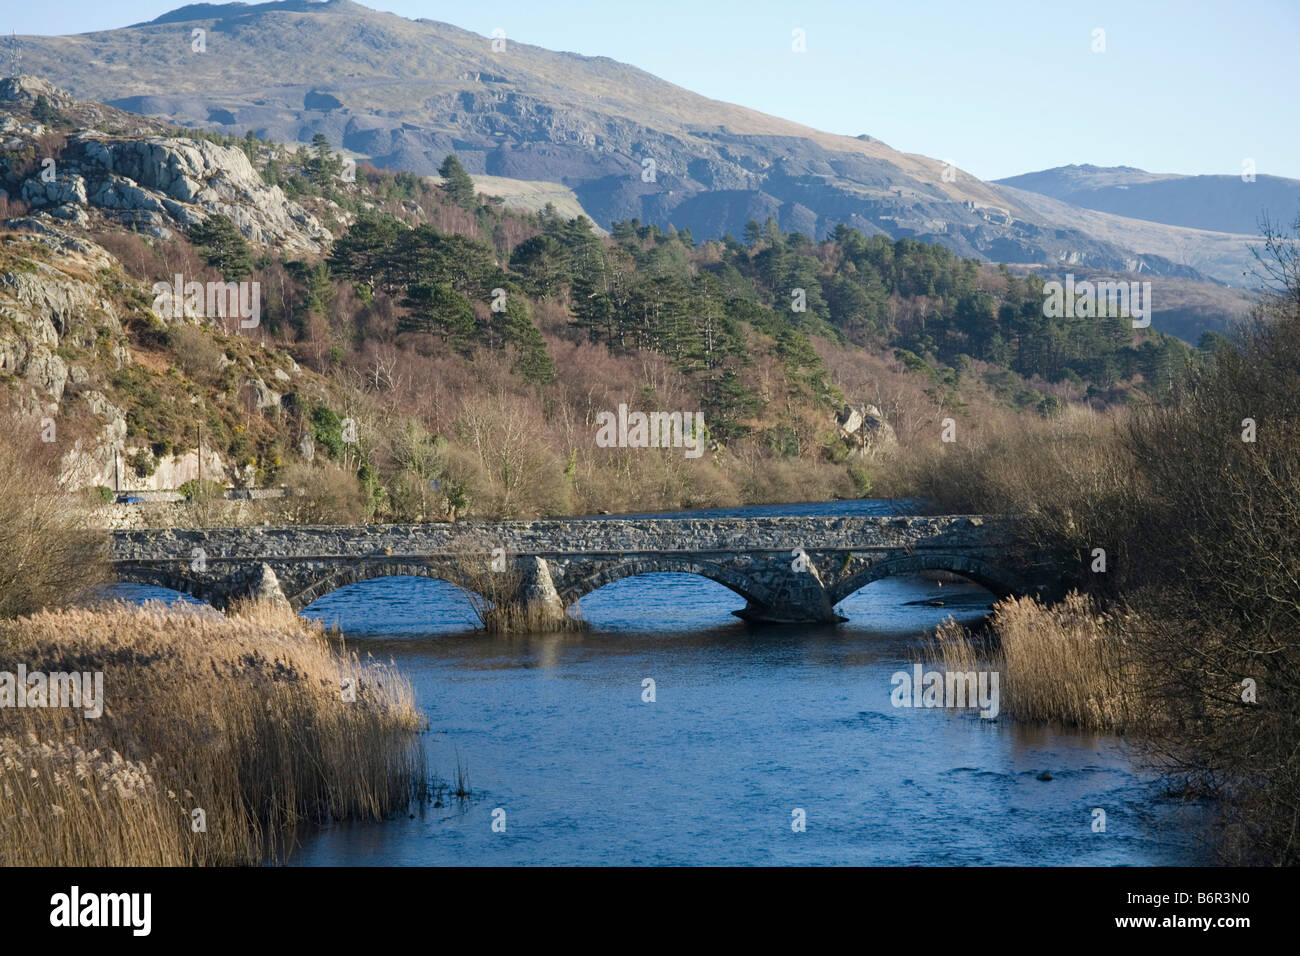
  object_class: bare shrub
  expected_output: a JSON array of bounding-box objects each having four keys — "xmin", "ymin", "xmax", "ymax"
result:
[
  {"xmin": 0, "ymin": 417, "xmax": 108, "ymax": 618},
  {"xmin": 170, "ymin": 322, "xmax": 227, "ymax": 383},
  {"xmin": 278, "ymin": 462, "xmax": 368, "ymax": 524},
  {"xmin": 455, "ymin": 391, "xmax": 571, "ymax": 517}
]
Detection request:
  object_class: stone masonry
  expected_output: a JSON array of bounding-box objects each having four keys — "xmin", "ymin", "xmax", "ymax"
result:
[{"xmin": 109, "ymin": 515, "xmax": 1060, "ymax": 625}]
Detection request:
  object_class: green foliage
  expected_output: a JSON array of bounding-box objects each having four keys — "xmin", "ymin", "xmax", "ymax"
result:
[
  {"xmin": 400, "ymin": 282, "xmax": 477, "ymax": 346},
  {"xmin": 327, "ymin": 214, "xmax": 402, "ymax": 293},
  {"xmin": 285, "ymin": 259, "xmax": 335, "ymax": 322},
  {"xmin": 438, "ymin": 154, "xmax": 477, "ymax": 210},
  {"xmin": 847, "ymin": 460, "xmax": 872, "ymax": 496},
  {"xmin": 177, "ymin": 478, "xmax": 225, "ymax": 500},
  {"xmin": 188, "ymin": 214, "xmax": 253, "ymax": 281},
  {"xmin": 501, "ymin": 296, "xmax": 555, "ymax": 384},
  {"xmin": 126, "ymin": 448, "xmax": 157, "ymax": 478},
  {"xmin": 305, "ymin": 134, "xmax": 343, "ymax": 189},
  {"xmin": 32, "ymin": 94, "xmax": 64, "ymax": 126},
  {"xmin": 310, "ymin": 405, "xmax": 345, "ymax": 460},
  {"xmin": 509, "ymin": 234, "xmax": 567, "ymax": 297}
]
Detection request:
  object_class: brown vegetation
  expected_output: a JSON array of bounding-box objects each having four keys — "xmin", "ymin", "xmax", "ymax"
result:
[
  {"xmin": 927, "ymin": 593, "xmax": 1138, "ymax": 732},
  {"xmin": 445, "ymin": 535, "xmax": 585, "ymax": 634},
  {"xmin": 0, "ymin": 416, "xmax": 108, "ymax": 618},
  {"xmin": 903, "ymin": 215, "xmax": 1300, "ymax": 864},
  {"xmin": 0, "ymin": 601, "xmax": 425, "ymax": 865}
]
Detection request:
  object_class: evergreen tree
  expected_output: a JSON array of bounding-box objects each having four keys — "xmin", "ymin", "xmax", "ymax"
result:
[
  {"xmin": 328, "ymin": 214, "xmax": 403, "ymax": 293},
  {"xmin": 306, "ymin": 134, "xmax": 342, "ymax": 188},
  {"xmin": 31, "ymin": 93, "xmax": 60, "ymax": 125},
  {"xmin": 189, "ymin": 214, "xmax": 253, "ymax": 281},
  {"xmin": 502, "ymin": 296, "xmax": 555, "ymax": 384},
  {"xmin": 401, "ymin": 282, "xmax": 476, "ymax": 347},
  {"xmin": 509, "ymin": 234, "xmax": 568, "ymax": 297},
  {"xmin": 438, "ymin": 154, "xmax": 477, "ymax": 209}
]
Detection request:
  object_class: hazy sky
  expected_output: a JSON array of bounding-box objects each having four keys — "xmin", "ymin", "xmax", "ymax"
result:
[{"xmin": 5, "ymin": 0, "xmax": 1298, "ymax": 181}]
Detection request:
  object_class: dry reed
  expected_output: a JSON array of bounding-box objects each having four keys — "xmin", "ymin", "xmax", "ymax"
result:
[
  {"xmin": 924, "ymin": 592, "xmax": 1139, "ymax": 731},
  {"xmin": 0, "ymin": 600, "xmax": 425, "ymax": 866}
]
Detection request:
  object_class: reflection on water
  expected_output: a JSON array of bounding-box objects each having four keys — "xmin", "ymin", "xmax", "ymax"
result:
[{"xmin": 101, "ymin": 500, "xmax": 1213, "ymax": 866}]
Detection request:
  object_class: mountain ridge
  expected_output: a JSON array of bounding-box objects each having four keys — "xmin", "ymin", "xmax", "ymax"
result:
[
  {"xmin": 8, "ymin": 0, "xmax": 1273, "ymax": 284},
  {"xmin": 996, "ymin": 163, "xmax": 1300, "ymax": 238}
]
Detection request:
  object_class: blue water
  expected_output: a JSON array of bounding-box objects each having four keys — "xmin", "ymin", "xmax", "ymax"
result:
[{"xmin": 104, "ymin": 500, "xmax": 1214, "ymax": 866}]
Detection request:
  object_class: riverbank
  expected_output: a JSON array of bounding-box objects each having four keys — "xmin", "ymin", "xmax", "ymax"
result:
[
  {"xmin": 882, "ymin": 295, "xmax": 1300, "ymax": 864},
  {"xmin": 0, "ymin": 601, "xmax": 425, "ymax": 866}
]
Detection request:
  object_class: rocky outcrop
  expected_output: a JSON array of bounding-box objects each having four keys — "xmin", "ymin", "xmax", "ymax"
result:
[
  {"xmin": 2, "ymin": 76, "xmax": 329, "ymax": 252},
  {"xmin": 836, "ymin": 403, "xmax": 897, "ymax": 456},
  {"xmin": 0, "ymin": 227, "xmax": 127, "ymax": 411},
  {"xmin": 17, "ymin": 134, "xmax": 331, "ymax": 251},
  {"xmin": 0, "ymin": 223, "xmax": 240, "ymax": 492}
]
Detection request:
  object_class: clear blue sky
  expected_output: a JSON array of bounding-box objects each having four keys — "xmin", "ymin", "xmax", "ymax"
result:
[{"xmin": 6, "ymin": 0, "xmax": 1299, "ymax": 180}]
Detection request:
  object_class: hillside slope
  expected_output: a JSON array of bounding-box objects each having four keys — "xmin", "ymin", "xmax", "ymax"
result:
[{"xmin": 11, "ymin": 0, "xmax": 1260, "ymax": 283}]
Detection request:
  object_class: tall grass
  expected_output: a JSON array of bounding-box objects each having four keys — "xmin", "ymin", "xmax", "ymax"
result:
[
  {"xmin": 0, "ymin": 601, "xmax": 425, "ymax": 866},
  {"xmin": 925, "ymin": 593, "xmax": 1139, "ymax": 732}
]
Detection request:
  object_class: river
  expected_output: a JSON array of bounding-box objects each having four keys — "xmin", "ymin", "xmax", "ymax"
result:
[{"xmin": 110, "ymin": 500, "xmax": 1213, "ymax": 865}]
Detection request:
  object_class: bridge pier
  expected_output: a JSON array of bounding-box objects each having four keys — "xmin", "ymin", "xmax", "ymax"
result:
[
  {"xmin": 217, "ymin": 562, "xmax": 292, "ymax": 612},
  {"xmin": 732, "ymin": 599, "xmax": 846, "ymax": 625},
  {"xmin": 513, "ymin": 556, "xmax": 569, "ymax": 625},
  {"xmin": 732, "ymin": 560, "xmax": 847, "ymax": 625}
]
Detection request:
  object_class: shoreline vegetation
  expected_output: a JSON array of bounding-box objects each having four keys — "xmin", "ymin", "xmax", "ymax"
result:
[
  {"xmin": 926, "ymin": 593, "xmax": 1138, "ymax": 734},
  {"xmin": 901, "ymin": 230, "xmax": 1300, "ymax": 863},
  {"xmin": 0, "ymin": 600, "xmax": 425, "ymax": 866}
]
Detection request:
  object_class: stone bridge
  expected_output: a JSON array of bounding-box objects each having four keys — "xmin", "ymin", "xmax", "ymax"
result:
[{"xmin": 109, "ymin": 515, "xmax": 1059, "ymax": 625}]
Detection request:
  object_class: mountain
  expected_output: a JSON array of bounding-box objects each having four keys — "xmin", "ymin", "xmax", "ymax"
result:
[
  {"xmin": 995, "ymin": 164, "xmax": 1300, "ymax": 237},
  {"xmin": 9, "ymin": 0, "xmax": 1263, "ymax": 285}
]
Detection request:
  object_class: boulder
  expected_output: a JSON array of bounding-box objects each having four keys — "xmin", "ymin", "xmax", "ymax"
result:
[{"xmin": 836, "ymin": 402, "xmax": 898, "ymax": 456}]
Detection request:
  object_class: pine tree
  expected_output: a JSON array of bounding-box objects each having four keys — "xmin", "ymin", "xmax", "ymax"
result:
[
  {"xmin": 306, "ymin": 134, "xmax": 342, "ymax": 188},
  {"xmin": 401, "ymin": 282, "xmax": 476, "ymax": 347},
  {"xmin": 189, "ymin": 214, "xmax": 253, "ymax": 281},
  {"xmin": 31, "ymin": 93, "xmax": 60, "ymax": 125},
  {"xmin": 438, "ymin": 154, "xmax": 477, "ymax": 209},
  {"xmin": 502, "ymin": 297, "xmax": 555, "ymax": 384},
  {"xmin": 509, "ymin": 235, "xmax": 568, "ymax": 297},
  {"xmin": 328, "ymin": 214, "xmax": 402, "ymax": 294}
]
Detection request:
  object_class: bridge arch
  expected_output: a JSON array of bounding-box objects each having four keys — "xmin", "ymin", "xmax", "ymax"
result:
[
  {"xmin": 560, "ymin": 557, "xmax": 774, "ymax": 609},
  {"xmin": 112, "ymin": 566, "xmax": 228, "ymax": 608},
  {"xmin": 829, "ymin": 552, "xmax": 1027, "ymax": 607},
  {"xmin": 289, "ymin": 562, "xmax": 485, "ymax": 612}
]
